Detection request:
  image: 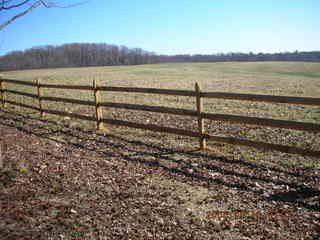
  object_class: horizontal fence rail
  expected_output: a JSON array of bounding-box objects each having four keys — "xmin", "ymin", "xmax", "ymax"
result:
[
  {"xmin": 202, "ymin": 113, "xmax": 320, "ymax": 133},
  {"xmin": 101, "ymin": 102, "xmax": 199, "ymax": 117},
  {"xmin": 0, "ymin": 77, "xmax": 319, "ymax": 158},
  {"xmin": 40, "ymin": 83, "xmax": 93, "ymax": 91},
  {"xmin": 5, "ymin": 89, "xmax": 38, "ymax": 99},
  {"xmin": 1, "ymin": 78, "xmax": 37, "ymax": 87},
  {"xmin": 201, "ymin": 92, "xmax": 320, "ymax": 106},
  {"xmin": 100, "ymin": 102, "xmax": 320, "ymax": 133},
  {"xmin": 99, "ymin": 86, "xmax": 196, "ymax": 97},
  {"xmin": 102, "ymin": 118, "xmax": 200, "ymax": 138},
  {"xmin": 4, "ymin": 99, "xmax": 40, "ymax": 111}
]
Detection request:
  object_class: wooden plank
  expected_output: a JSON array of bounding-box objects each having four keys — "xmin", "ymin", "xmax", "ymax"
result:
[
  {"xmin": 41, "ymin": 96, "xmax": 95, "ymax": 106},
  {"xmin": 93, "ymin": 79, "xmax": 105, "ymax": 131},
  {"xmin": 201, "ymin": 92, "xmax": 320, "ymax": 106},
  {"xmin": 5, "ymin": 100, "xmax": 40, "ymax": 111},
  {"xmin": 40, "ymin": 83, "xmax": 93, "ymax": 91},
  {"xmin": 1, "ymin": 79, "xmax": 37, "ymax": 87},
  {"xmin": 205, "ymin": 134, "xmax": 320, "ymax": 157},
  {"xmin": 2, "ymin": 79, "xmax": 319, "ymax": 106},
  {"xmin": 101, "ymin": 118, "xmax": 199, "ymax": 138},
  {"xmin": 36, "ymin": 78, "xmax": 44, "ymax": 118},
  {"xmin": 0, "ymin": 78, "xmax": 5, "ymax": 108},
  {"xmin": 5, "ymin": 89, "xmax": 38, "ymax": 99},
  {"xmin": 202, "ymin": 113, "xmax": 320, "ymax": 133},
  {"xmin": 100, "ymin": 102, "xmax": 198, "ymax": 117},
  {"xmin": 195, "ymin": 82, "xmax": 206, "ymax": 150},
  {"xmin": 99, "ymin": 86, "xmax": 196, "ymax": 97},
  {"xmin": 42, "ymin": 108, "xmax": 96, "ymax": 121},
  {"xmin": 0, "ymin": 144, "xmax": 3, "ymax": 169}
]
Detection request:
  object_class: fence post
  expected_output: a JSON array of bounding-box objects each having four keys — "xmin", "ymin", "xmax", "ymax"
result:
[
  {"xmin": 195, "ymin": 82, "xmax": 206, "ymax": 150},
  {"xmin": 93, "ymin": 79, "xmax": 105, "ymax": 131},
  {"xmin": 0, "ymin": 144, "xmax": 3, "ymax": 169},
  {"xmin": 36, "ymin": 78, "xmax": 44, "ymax": 118},
  {"xmin": 0, "ymin": 77, "xmax": 6, "ymax": 108}
]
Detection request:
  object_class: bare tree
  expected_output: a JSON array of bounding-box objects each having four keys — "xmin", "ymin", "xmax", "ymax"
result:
[{"xmin": 0, "ymin": 0, "xmax": 87, "ymax": 31}]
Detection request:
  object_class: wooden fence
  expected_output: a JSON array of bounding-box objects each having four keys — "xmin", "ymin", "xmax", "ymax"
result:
[{"xmin": 0, "ymin": 77, "xmax": 320, "ymax": 157}]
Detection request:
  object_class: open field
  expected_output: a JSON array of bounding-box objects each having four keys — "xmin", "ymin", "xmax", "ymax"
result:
[
  {"xmin": 1, "ymin": 62, "xmax": 320, "ymax": 239},
  {"xmin": 2, "ymin": 62, "xmax": 320, "ymax": 164}
]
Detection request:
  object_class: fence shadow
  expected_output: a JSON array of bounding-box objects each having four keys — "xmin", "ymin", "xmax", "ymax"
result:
[{"xmin": 0, "ymin": 109, "xmax": 319, "ymax": 211}]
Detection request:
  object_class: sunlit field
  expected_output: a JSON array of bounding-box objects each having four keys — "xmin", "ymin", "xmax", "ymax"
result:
[
  {"xmin": 1, "ymin": 62, "xmax": 320, "ymax": 239},
  {"xmin": 1, "ymin": 62, "xmax": 320, "ymax": 166}
]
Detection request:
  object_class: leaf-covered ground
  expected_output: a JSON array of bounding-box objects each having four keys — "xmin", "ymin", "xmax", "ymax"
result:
[{"xmin": 0, "ymin": 109, "xmax": 319, "ymax": 240}]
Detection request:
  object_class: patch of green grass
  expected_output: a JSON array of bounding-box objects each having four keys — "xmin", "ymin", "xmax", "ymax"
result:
[
  {"xmin": 303, "ymin": 161, "xmax": 320, "ymax": 169},
  {"xmin": 276, "ymin": 72, "xmax": 320, "ymax": 78},
  {"xmin": 70, "ymin": 228, "xmax": 85, "ymax": 238},
  {"xmin": 19, "ymin": 167, "xmax": 29, "ymax": 173},
  {"xmin": 283, "ymin": 159, "xmax": 298, "ymax": 167}
]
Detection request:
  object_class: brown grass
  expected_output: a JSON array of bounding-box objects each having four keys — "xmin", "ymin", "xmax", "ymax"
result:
[
  {"xmin": 1, "ymin": 62, "xmax": 320, "ymax": 239},
  {"xmin": 1, "ymin": 62, "xmax": 319, "ymax": 167}
]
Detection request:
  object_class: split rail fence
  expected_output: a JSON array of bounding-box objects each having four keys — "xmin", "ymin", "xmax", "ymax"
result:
[{"xmin": 0, "ymin": 77, "xmax": 320, "ymax": 157}]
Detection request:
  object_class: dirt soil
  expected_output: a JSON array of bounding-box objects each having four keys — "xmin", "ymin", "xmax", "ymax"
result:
[{"xmin": 0, "ymin": 109, "xmax": 320, "ymax": 240}]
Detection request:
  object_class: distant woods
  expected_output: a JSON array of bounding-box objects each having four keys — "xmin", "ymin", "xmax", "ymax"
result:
[
  {"xmin": 1, "ymin": 43, "xmax": 320, "ymax": 71},
  {"xmin": 160, "ymin": 51, "xmax": 320, "ymax": 63},
  {"xmin": 0, "ymin": 43, "xmax": 160, "ymax": 71}
]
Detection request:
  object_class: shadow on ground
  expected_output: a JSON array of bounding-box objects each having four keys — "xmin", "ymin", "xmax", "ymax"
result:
[{"xmin": 0, "ymin": 109, "xmax": 319, "ymax": 212}]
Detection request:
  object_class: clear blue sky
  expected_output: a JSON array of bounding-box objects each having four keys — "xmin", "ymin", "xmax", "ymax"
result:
[{"xmin": 0, "ymin": 0, "xmax": 319, "ymax": 56}]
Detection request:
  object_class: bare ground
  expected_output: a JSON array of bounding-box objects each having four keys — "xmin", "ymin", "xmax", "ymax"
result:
[
  {"xmin": 1, "ymin": 62, "xmax": 320, "ymax": 239},
  {"xmin": 0, "ymin": 108, "xmax": 320, "ymax": 240}
]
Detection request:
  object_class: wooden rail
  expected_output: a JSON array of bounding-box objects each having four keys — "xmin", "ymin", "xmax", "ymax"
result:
[
  {"xmin": 0, "ymin": 77, "xmax": 319, "ymax": 158},
  {"xmin": 40, "ymin": 83, "xmax": 93, "ymax": 91},
  {"xmin": 41, "ymin": 96, "xmax": 95, "ymax": 106},
  {"xmin": 202, "ymin": 113, "xmax": 320, "ymax": 133},
  {"xmin": 1, "ymin": 78, "xmax": 37, "ymax": 87},
  {"xmin": 5, "ymin": 89, "xmax": 38, "ymax": 99},
  {"xmin": 102, "ymin": 118, "xmax": 200, "ymax": 138},
  {"xmin": 100, "ymin": 102, "xmax": 198, "ymax": 117},
  {"xmin": 100, "ymin": 86, "xmax": 320, "ymax": 105},
  {"xmin": 201, "ymin": 92, "xmax": 320, "ymax": 106},
  {"xmin": 4, "ymin": 99, "xmax": 40, "ymax": 111},
  {"xmin": 99, "ymin": 86, "xmax": 196, "ymax": 96}
]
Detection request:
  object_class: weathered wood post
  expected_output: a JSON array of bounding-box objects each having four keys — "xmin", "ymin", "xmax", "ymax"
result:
[
  {"xmin": 36, "ymin": 78, "xmax": 44, "ymax": 118},
  {"xmin": 195, "ymin": 82, "xmax": 206, "ymax": 150},
  {"xmin": 93, "ymin": 79, "xmax": 105, "ymax": 131},
  {"xmin": 0, "ymin": 144, "xmax": 3, "ymax": 169},
  {"xmin": 0, "ymin": 77, "xmax": 6, "ymax": 108}
]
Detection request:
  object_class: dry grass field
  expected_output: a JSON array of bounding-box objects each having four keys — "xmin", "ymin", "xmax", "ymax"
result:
[
  {"xmin": 0, "ymin": 62, "xmax": 320, "ymax": 239},
  {"xmin": 2, "ymin": 62, "xmax": 320, "ymax": 165}
]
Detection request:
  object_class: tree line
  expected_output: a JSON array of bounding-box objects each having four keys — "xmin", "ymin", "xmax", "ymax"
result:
[
  {"xmin": 0, "ymin": 43, "xmax": 320, "ymax": 71},
  {"xmin": 159, "ymin": 51, "xmax": 320, "ymax": 63},
  {"xmin": 0, "ymin": 43, "xmax": 160, "ymax": 71}
]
